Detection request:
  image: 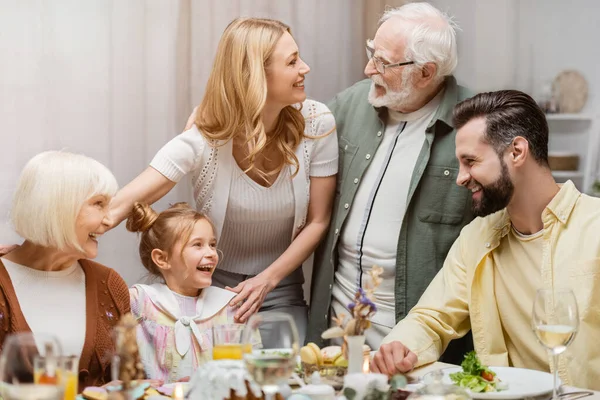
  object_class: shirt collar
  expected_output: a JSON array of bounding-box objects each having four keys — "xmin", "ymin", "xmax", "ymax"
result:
[
  {"xmin": 374, "ymin": 75, "xmax": 458, "ymax": 132},
  {"xmin": 428, "ymin": 75, "xmax": 458, "ymax": 130},
  {"xmin": 491, "ymin": 180, "xmax": 581, "ymax": 235},
  {"xmin": 543, "ymin": 180, "xmax": 581, "ymax": 225},
  {"xmin": 134, "ymin": 283, "xmax": 234, "ymax": 321}
]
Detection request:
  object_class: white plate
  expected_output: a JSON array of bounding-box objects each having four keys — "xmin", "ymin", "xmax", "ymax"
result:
[{"xmin": 424, "ymin": 367, "xmax": 557, "ymax": 399}]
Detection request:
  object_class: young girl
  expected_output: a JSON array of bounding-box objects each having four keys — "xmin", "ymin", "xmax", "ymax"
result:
[{"xmin": 127, "ymin": 202, "xmax": 237, "ymax": 383}]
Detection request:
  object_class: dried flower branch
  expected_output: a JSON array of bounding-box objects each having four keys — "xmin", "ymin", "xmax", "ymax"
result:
[{"xmin": 322, "ymin": 265, "xmax": 383, "ymax": 339}]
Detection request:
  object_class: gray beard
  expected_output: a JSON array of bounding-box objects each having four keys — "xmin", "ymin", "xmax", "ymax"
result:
[
  {"xmin": 367, "ymin": 69, "xmax": 415, "ymax": 110},
  {"xmin": 367, "ymin": 82, "xmax": 413, "ymax": 110}
]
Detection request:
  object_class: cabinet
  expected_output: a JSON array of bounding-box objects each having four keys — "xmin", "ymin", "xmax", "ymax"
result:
[{"xmin": 546, "ymin": 114, "xmax": 599, "ymax": 193}]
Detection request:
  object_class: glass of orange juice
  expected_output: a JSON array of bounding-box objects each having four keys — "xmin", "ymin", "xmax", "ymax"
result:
[
  {"xmin": 212, "ymin": 324, "xmax": 250, "ymax": 360},
  {"xmin": 34, "ymin": 354, "xmax": 78, "ymax": 400},
  {"xmin": 60, "ymin": 356, "xmax": 79, "ymax": 400}
]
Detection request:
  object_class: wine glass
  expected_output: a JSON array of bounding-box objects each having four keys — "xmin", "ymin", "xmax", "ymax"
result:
[
  {"xmin": 532, "ymin": 288, "xmax": 579, "ymax": 400},
  {"xmin": 0, "ymin": 332, "xmax": 64, "ymax": 400},
  {"xmin": 242, "ymin": 313, "xmax": 299, "ymax": 400}
]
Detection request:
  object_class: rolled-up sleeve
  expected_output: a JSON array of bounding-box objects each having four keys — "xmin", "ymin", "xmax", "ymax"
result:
[
  {"xmin": 381, "ymin": 235, "xmax": 471, "ymax": 367},
  {"xmin": 150, "ymin": 125, "xmax": 206, "ymax": 182}
]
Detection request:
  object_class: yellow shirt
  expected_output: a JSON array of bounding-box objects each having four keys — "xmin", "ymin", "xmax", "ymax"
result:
[
  {"xmin": 382, "ymin": 181, "xmax": 600, "ymax": 390},
  {"xmin": 493, "ymin": 227, "xmax": 547, "ymax": 371}
]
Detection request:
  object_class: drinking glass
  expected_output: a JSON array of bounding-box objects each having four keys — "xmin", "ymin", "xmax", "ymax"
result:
[
  {"xmin": 212, "ymin": 323, "xmax": 248, "ymax": 360},
  {"xmin": 60, "ymin": 356, "xmax": 79, "ymax": 400},
  {"xmin": 242, "ymin": 313, "xmax": 299, "ymax": 400},
  {"xmin": 0, "ymin": 332, "xmax": 64, "ymax": 400},
  {"xmin": 532, "ymin": 288, "xmax": 579, "ymax": 400},
  {"xmin": 35, "ymin": 355, "xmax": 78, "ymax": 400}
]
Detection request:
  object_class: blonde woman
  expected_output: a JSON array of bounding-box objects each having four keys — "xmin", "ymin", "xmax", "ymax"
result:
[
  {"xmin": 109, "ymin": 18, "xmax": 338, "ymax": 342},
  {"xmin": 0, "ymin": 151, "xmax": 130, "ymax": 389}
]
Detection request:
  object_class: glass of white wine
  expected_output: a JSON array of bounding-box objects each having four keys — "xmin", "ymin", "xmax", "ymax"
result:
[
  {"xmin": 242, "ymin": 312, "xmax": 299, "ymax": 400},
  {"xmin": 532, "ymin": 288, "xmax": 579, "ymax": 400}
]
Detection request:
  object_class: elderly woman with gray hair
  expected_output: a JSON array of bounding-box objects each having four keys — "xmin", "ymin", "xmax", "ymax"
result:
[{"xmin": 0, "ymin": 151, "xmax": 130, "ymax": 388}]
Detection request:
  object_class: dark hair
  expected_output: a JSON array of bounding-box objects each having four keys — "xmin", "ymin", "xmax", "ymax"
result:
[
  {"xmin": 452, "ymin": 90, "xmax": 549, "ymax": 166},
  {"xmin": 126, "ymin": 202, "xmax": 217, "ymax": 277}
]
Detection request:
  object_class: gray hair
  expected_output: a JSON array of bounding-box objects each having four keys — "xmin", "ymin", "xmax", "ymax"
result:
[{"xmin": 380, "ymin": 2, "xmax": 459, "ymax": 80}]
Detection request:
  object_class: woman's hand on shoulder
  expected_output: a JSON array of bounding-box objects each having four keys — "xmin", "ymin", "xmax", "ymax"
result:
[
  {"xmin": 226, "ymin": 273, "xmax": 277, "ymax": 323},
  {"xmin": 184, "ymin": 106, "xmax": 199, "ymax": 131},
  {"xmin": 0, "ymin": 244, "xmax": 18, "ymax": 257}
]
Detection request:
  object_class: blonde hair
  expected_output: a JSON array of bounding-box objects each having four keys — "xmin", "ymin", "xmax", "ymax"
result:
[
  {"xmin": 11, "ymin": 151, "xmax": 118, "ymax": 252},
  {"xmin": 126, "ymin": 202, "xmax": 216, "ymax": 278},
  {"xmin": 195, "ymin": 17, "xmax": 307, "ymax": 183}
]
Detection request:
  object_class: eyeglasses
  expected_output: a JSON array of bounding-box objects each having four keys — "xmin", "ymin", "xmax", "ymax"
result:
[{"xmin": 365, "ymin": 39, "xmax": 415, "ymax": 75}]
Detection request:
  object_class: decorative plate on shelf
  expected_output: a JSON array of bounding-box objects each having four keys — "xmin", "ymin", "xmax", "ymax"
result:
[{"xmin": 552, "ymin": 70, "xmax": 588, "ymax": 113}]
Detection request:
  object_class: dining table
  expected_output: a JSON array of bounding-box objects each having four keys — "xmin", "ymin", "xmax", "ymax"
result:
[{"xmin": 406, "ymin": 362, "xmax": 600, "ymax": 400}]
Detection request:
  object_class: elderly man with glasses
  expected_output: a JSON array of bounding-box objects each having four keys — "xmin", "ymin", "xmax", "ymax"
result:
[{"xmin": 307, "ymin": 2, "xmax": 475, "ymax": 364}]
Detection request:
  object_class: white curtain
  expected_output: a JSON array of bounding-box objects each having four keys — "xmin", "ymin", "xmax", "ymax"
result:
[{"xmin": 0, "ymin": 0, "xmax": 365, "ymax": 285}]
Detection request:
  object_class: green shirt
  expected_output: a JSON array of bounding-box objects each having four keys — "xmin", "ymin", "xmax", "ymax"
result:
[{"xmin": 307, "ymin": 77, "xmax": 474, "ymax": 355}]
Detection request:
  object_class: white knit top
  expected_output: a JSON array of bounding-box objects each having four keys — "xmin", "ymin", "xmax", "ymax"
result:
[
  {"xmin": 1, "ymin": 258, "xmax": 86, "ymax": 357},
  {"xmin": 150, "ymin": 100, "xmax": 338, "ymax": 248},
  {"xmin": 218, "ymin": 164, "xmax": 295, "ymax": 275}
]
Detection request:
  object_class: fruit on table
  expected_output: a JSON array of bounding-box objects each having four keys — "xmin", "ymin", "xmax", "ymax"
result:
[
  {"xmin": 300, "ymin": 342, "xmax": 323, "ymax": 365},
  {"xmin": 300, "ymin": 343, "xmax": 348, "ymax": 367},
  {"xmin": 333, "ymin": 354, "xmax": 348, "ymax": 367}
]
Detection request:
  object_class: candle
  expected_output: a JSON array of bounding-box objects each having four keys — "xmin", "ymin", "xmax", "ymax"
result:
[
  {"xmin": 173, "ymin": 383, "xmax": 184, "ymax": 400},
  {"xmin": 362, "ymin": 354, "xmax": 370, "ymax": 373}
]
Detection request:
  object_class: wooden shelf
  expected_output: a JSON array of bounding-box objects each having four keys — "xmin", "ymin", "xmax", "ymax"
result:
[
  {"xmin": 552, "ymin": 170, "xmax": 584, "ymax": 178},
  {"xmin": 545, "ymin": 114, "xmax": 592, "ymax": 121}
]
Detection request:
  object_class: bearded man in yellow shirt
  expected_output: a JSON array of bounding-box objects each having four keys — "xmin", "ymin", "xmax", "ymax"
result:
[{"xmin": 371, "ymin": 90, "xmax": 600, "ymax": 390}]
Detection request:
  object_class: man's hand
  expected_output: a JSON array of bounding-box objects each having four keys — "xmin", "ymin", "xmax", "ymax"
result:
[{"xmin": 370, "ymin": 341, "xmax": 418, "ymax": 376}]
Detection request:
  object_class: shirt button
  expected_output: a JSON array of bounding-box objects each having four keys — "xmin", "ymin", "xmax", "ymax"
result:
[
  {"xmin": 344, "ymin": 145, "xmax": 348, "ymax": 150},
  {"xmin": 377, "ymin": 131, "xmax": 382, "ymax": 137},
  {"xmin": 485, "ymin": 243, "xmax": 491, "ymax": 248},
  {"xmin": 344, "ymin": 203, "xmax": 349, "ymax": 209},
  {"xmin": 353, "ymin": 178, "xmax": 359, "ymax": 184},
  {"xmin": 365, "ymin": 154, "xmax": 371, "ymax": 160},
  {"xmin": 334, "ymin": 228, "xmax": 339, "ymax": 235},
  {"xmin": 444, "ymin": 170, "xmax": 450, "ymax": 176},
  {"xmin": 325, "ymin": 315, "xmax": 328, "ymax": 320},
  {"xmin": 329, "ymin": 284, "xmax": 332, "ymax": 290}
]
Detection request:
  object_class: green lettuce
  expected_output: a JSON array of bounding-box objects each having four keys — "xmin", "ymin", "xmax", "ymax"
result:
[{"xmin": 449, "ymin": 352, "xmax": 498, "ymax": 393}]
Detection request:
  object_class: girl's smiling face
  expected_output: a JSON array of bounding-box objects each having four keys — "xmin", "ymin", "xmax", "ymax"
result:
[{"xmin": 160, "ymin": 219, "xmax": 219, "ymax": 296}]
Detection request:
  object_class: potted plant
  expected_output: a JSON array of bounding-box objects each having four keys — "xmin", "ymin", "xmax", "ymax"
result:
[{"xmin": 592, "ymin": 180, "xmax": 600, "ymax": 197}]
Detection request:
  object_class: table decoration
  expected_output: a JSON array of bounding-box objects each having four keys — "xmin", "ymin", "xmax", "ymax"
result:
[
  {"xmin": 107, "ymin": 313, "xmax": 146, "ymax": 400},
  {"xmin": 322, "ymin": 266, "xmax": 383, "ymax": 374},
  {"xmin": 342, "ymin": 373, "xmax": 389, "ymax": 400}
]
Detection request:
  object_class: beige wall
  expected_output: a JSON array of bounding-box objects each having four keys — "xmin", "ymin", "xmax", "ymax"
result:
[{"xmin": 364, "ymin": 0, "xmax": 409, "ymax": 38}]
